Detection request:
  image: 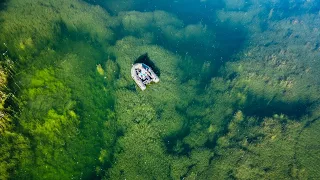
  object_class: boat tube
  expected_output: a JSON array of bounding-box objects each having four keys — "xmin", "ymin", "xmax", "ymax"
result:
[{"xmin": 131, "ymin": 63, "xmax": 159, "ymax": 90}]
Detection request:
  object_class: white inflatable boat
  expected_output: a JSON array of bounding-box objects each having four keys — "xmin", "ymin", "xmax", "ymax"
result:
[{"xmin": 131, "ymin": 63, "xmax": 159, "ymax": 90}]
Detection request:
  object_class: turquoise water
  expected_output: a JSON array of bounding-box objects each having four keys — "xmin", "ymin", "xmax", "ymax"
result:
[{"xmin": 0, "ymin": 0, "xmax": 320, "ymax": 179}]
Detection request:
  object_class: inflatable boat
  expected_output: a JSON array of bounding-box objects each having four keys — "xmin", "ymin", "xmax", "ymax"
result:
[{"xmin": 131, "ymin": 63, "xmax": 159, "ymax": 90}]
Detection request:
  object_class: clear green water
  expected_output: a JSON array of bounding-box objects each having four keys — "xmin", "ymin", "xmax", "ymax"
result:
[{"xmin": 0, "ymin": 0, "xmax": 320, "ymax": 179}]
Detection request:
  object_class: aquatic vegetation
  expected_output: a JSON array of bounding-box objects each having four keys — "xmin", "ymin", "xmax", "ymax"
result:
[
  {"xmin": 0, "ymin": 63, "xmax": 12, "ymax": 178},
  {"xmin": 0, "ymin": 57, "xmax": 30, "ymax": 180},
  {"xmin": 95, "ymin": 0, "xmax": 144, "ymax": 14},
  {"xmin": 119, "ymin": 11, "xmax": 154, "ymax": 34},
  {"xmin": 117, "ymin": 10, "xmax": 183, "ymax": 39},
  {"xmin": 0, "ymin": 0, "xmax": 115, "ymax": 61},
  {"xmin": 198, "ymin": 110, "xmax": 303, "ymax": 179},
  {"xmin": 224, "ymin": 0, "xmax": 247, "ymax": 10},
  {"xmin": 219, "ymin": 14, "xmax": 320, "ymax": 119},
  {"xmin": 107, "ymin": 123, "xmax": 171, "ymax": 179},
  {"xmin": 170, "ymin": 148, "xmax": 214, "ymax": 179},
  {"xmin": 294, "ymin": 105, "xmax": 320, "ymax": 179},
  {"xmin": 0, "ymin": 65, "xmax": 9, "ymax": 133},
  {"xmin": 96, "ymin": 64, "xmax": 105, "ymax": 76},
  {"xmin": 5, "ymin": 44, "xmax": 118, "ymax": 179},
  {"xmin": 0, "ymin": 0, "xmax": 320, "ymax": 179},
  {"xmin": 0, "ymin": 130, "xmax": 30, "ymax": 180},
  {"xmin": 104, "ymin": 58, "xmax": 119, "ymax": 86},
  {"xmin": 223, "ymin": 55, "xmax": 319, "ymax": 111},
  {"xmin": 106, "ymin": 36, "xmax": 201, "ymax": 178},
  {"xmin": 216, "ymin": 6, "xmax": 263, "ymax": 33},
  {"xmin": 14, "ymin": 65, "xmax": 80, "ymax": 179},
  {"xmin": 117, "ymin": 10, "xmax": 215, "ymax": 59},
  {"xmin": 0, "ymin": 18, "xmax": 119, "ymax": 177},
  {"xmin": 186, "ymin": 6, "xmax": 320, "ymax": 179}
]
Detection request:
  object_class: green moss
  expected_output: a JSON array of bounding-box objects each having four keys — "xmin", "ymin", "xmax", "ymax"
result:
[
  {"xmin": 1, "ymin": 0, "xmax": 320, "ymax": 179},
  {"xmin": 200, "ymin": 111, "xmax": 304, "ymax": 179},
  {"xmin": 107, "ymin": 124, "xmax": 171, "ymax": 179},
  {"xmin": 106, "ymin": 36, "xmax": 200, "ymax": 178},
  {"xmin": 0, "ymin": 31, "xmax": 118, "ymax": 178},
  {"xmin": 0, "ymin": 0, "xmax": 115, "ymax": 62},
  {"xmin": 296, "ymin": 108, "xmax": 320, "ymax": 179},
  {"xmin": 183, "ymin": 123, "xmax": 212, "ymax": 148}
]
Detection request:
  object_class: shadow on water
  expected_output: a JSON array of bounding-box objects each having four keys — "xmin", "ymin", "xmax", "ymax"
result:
[
  {"xmin": 143, "ymin": 1, "xmax": 248, "ymax": 88},
  {"xmin": 0, "ymin": 0, "xmax": 8, "ymax": 11},
  {"xmin": 202, "ymin": 95, "xmax": 312, "ymax": 150},
  {"xmin": 201, "ymin": 20, "xmax": 247, "ymax": 83},
  {"xmin": 173, "ymin": 19, "xmax": 247, "ymax": 91},
  {"xmin": 58, "ymin": 20, "xmax": 100, "ymax": 45},
  {"xmin": 133, "ymin": 53, "xmax": 161, "ymax": 77},
  {"xmin": 138, "ymin": 0, "xmax": 225, "ymax": 24},
  {"xmin": 82, "ymin": 0, "xmax": 248, "ymax": 88},
  {"xmin": 242, "ymin": 92, "xmax": 311, "ymax": 120},
  {"xmin": 163, "ymin": 128, "xmax": 191, "ymax": 156},
  {"xmin": 0, "ymin": 0, "xmax": 8, "ymax": 30}
]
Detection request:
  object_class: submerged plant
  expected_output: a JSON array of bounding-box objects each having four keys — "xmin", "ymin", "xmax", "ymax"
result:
[{"xmin": 0, "ymin": 0, "xmax": 320, "ymax": 179}]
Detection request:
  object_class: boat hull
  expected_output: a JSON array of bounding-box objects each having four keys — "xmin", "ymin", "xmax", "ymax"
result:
[{"xmin": 131, "ymin": 63, "xmax": 159, "ymax": 90}]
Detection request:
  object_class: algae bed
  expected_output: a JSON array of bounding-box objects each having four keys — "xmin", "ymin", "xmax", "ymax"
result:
[{"xmin": 0, "ymin": 0, "xmax": 320, "ymax": 179}]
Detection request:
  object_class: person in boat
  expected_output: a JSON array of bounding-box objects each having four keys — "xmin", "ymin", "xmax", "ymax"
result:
[
  {"xmin": 131, "ymin": 63, "xmax": 159, "ymax": 90},
  {"xmin": 139, "ymin": 68, "xmax": 152, "ymax": 80}
]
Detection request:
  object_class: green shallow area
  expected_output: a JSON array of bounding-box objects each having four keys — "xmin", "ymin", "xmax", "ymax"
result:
[{"xmin": 0, "ymin": 0, "xmax": 320, "ymax": 179}]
